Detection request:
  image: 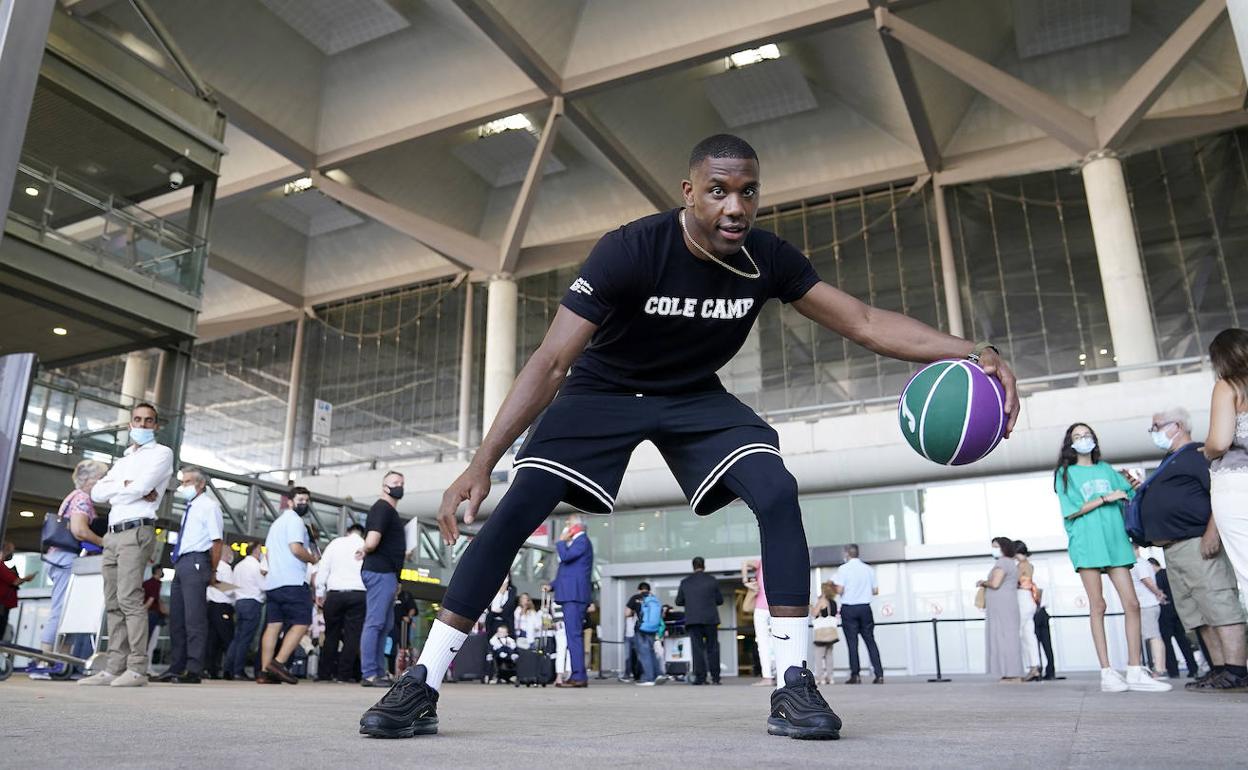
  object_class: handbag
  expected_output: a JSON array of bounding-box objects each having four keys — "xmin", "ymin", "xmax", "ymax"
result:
[
  {"xmin": 974, "ymin": 586, "xmax": 987, "ymax": 610},
  {"xmin": 742, "ymin": 585, "xmax": 758, "ymax": 614},
  {"xmin": 41, "ymin": 508, "xmax": 80, "ymax": 554},
  {"xmin": 812, "ymin": 614, "xmax": 839, "ymax": 644}
]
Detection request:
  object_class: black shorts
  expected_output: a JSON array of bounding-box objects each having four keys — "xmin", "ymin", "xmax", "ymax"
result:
[
  {"xmin": 265, "ymin": 584, "xmax": 312, "ymax": 627},
  {"xmin": 513, "ymin": 391, "xmax": 781, "ymax": 515}
]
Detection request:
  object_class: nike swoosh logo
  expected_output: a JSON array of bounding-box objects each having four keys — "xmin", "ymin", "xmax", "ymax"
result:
[
  {"xmin": 772, "ymin": 634, "xmax": 791, "ymax": 640},
  {"xmin": 449, "ymin": 647, "xmax": 460, "ymax": 653}
]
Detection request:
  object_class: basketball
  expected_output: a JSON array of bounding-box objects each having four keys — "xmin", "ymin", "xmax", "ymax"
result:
[{"xmin": 898, "ymin": 360, "xmax": 1007, "ymax": 466}]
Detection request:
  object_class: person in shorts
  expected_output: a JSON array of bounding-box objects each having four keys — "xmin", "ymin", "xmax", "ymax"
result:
[
  {"xmin": 257, "ymin": 487, "xmax": 319, "ymax": 684},
  {"xmin": 357, "ymin": 133, "xmax": 1019, "ymax": 740}
]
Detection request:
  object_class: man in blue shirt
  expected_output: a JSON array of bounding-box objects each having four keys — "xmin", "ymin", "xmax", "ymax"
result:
[{"xmin": 257, "ymin": 486, "xmax": 319, "ymax": 684}]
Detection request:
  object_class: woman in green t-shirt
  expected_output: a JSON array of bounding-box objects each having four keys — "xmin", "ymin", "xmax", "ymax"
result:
[{"xmin": 1054, "ymin": 423, "xmax": 1169, "ymax": 693}]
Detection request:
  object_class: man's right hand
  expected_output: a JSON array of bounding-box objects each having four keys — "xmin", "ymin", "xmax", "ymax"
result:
[{"xmin": 437, "ymin": 465, "xmax": 492, "ymax": 545}]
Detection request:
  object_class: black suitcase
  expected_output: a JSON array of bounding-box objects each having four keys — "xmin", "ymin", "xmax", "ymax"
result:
[
  {"xmin": 665, "ymin": 660, "xmax": 689, "ymax": 678},
  {"xmin": 452, "ymin": 634, "xmax": 489, "ymax": 682},
  {"xmin": 515, "ymin": 648, "xmax": 556, "ymax": 686}
]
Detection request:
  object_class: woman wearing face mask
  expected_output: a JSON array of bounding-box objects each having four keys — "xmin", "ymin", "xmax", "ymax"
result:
[
  {"xmin": 977, "ymin": 536, "xmax": 1022, "ymax": 682},
  {"xmin": 1054, "ymin": 423, "xmax": 1170, "ymax": 693}
]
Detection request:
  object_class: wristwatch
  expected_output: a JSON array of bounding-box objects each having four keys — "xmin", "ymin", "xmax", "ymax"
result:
[{"xmin": 966, "ymin": 341, "xmax": 999, "ymax": 364}]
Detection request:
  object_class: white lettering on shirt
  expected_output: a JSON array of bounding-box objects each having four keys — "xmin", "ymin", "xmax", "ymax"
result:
[
  {"xmin": 643, "ymin": 296, "xmax": 753, "ymax": 319},
  {"xmin": 570, "ymin": 278, "xmax": 594, "ymax": 295}
]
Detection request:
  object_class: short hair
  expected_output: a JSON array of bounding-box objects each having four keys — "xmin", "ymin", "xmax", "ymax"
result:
[
  {"xmin": 992, "ymin": 536, "xmax": 1017, "ymax": 558},
  {"xmin": 383, "ymin": 470, "xmax": 404, "ymax": 483},
  {"xmin": 692, "ymin": 556, "xmax": 705, "ymax": 570},
  {"xmin": 346, "ymin": 523, "xmax": 365, "ymax": 537},
  {"xmin": 689, "ymin": 133, "xmax": 758, "ymax": 171},
  {"xmin": 72, "ymin": 459, "xmax": 108, "ymax": 490},
  {"xmin": 844, "ymin": 544, "xmax": 860, "ymax": 559},
  {"xmin": 133, "ymin": 402, "xmax": 159, "ymax": 421},
  {"xmin": 637, "ymin": 581, "xmax": 651, "ymax": 591},
  {"xmin": 180, "ymin": 466, "xmax": 206, "ymax": 486},
  {"xmin": 1155, "ymin": 406, "xmax": 1192, "ymax": 433},
  {"xmin": 1148, "ymin": 557, "xmax": 1161, "ymax": 567},
  {"xmin": 291, "ymin": 486, "xmax": 312, "ymax": 499}
]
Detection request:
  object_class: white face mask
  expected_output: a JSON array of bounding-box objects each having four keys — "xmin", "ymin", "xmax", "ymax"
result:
[
  {"xmin": 177, "ymin": 485, "xmax": 196, "ymax": 501},
  {"xmin": 991, "ymin": 546, "xmax": 1002, "ymax": 559},
  {"xmin": 1151, "ymin": 428, "xmax": 1174, "ymax": 451},
  {"xmin": 1072, "ymin": 437, "xmax": 1096, "ymax": 455}
]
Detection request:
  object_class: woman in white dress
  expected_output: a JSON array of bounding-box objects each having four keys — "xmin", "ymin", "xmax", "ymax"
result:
[{"xmin": 1205, "ymin": 329, "xmax": 1248, "ymax": 588}]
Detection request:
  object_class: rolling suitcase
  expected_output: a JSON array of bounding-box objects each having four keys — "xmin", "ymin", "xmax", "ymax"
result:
[
  {"xmin": 515, "ymin": 648, "xmax": 557, "ymax": 686},
  {"xmin": 452, "ymin": 633, "xmax": 489, "ymax": 682}
]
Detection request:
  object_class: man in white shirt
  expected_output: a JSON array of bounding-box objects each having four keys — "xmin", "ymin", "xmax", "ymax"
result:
[
  {"xmin": 315, "ymin": 523, "xmax": 367, "ymax": 682},
  {"xmin": 835, "ymin": 544, "xmax": 884, "ymax": 684},
  {"xmin": 205, "ymin": 548, "xmax": 237, "ymax": 680},
  {"xmin": 152, "ymin": 467, "xmax": 223, "ymax": 685},
  {"xmin": 258, "ymin": 487, "xmax": 319, "ymax": 684},
  {"xmin": 1130, "ymin": 546, "xmax": 1169, "ymax": 676},
  {"xmin": 81, "ymin": 403, "xmax": 173, "ymax": 688},
  {"xmin": 225, "ymin": 543, "xmax": 266, "ymax": 680}
]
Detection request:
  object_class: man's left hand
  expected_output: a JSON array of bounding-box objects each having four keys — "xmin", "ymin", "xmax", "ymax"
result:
[
  {"xmin": 143, "ymin": 490, "xmax": 158, "ymax": 502},
  {"xmin": 1200, "ymin": 529, "xmax": 1222, "ymax": 559},
  {"xmin": 977, "ymin": 348, "xmax": 1020, "ymax": 437}
]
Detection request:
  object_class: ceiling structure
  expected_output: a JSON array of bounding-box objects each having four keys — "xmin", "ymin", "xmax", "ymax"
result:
[{"xmin": 57, "ymin": 0, "xmax": 1246, "ymax": 339}]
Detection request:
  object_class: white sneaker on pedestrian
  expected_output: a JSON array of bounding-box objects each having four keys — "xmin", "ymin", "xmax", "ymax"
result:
[
  {"xmin": 1125, "ymin": 666, "xmax": 1172, "ymax": 692},
  {"xmin": 635, "ymin": 680, "xmax": 656, "ymax": 686},
  {"xmin": 78, "ymin": 671, "xmax": 117, "ymax": 686},
  {"xmin": 1100, "ymin": 668, "xmax": 1128, "ymax": 693},
  {"xmin": 109, "ymin": 670, "xmax": 148, "ymax": 687}
]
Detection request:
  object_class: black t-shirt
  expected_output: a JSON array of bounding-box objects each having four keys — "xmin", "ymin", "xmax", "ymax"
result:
[
  {"xmin": 559, "ymin": 209, "xmax": 820, "ymax": 395},
  {"xmin": 1139, "ymin": 443, "xmax": 1211, "ymax": 542},
  {"xmin": 626, "ymin": 592, "xmax": 644, "ymax": 626},
  {"xmin": 363, "ymin": 499, "xmax": 406, "ymax": 575}
]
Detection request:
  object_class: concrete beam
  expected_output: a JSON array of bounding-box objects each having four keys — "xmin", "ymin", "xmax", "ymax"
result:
[
  {"xmin": 207, "ymin": 252, "xmax": 304, "ymax": 309},
  {"xmin": 500, "ymin": 97, "xmax": 563, "ymax": 273},
  {"xmin": 0, "ymin": 0, "xmax": 56, "ymax": 241},
  {"xmin": 873, "ymin": 4, "xmax": 941, "ymax": 171},
  {"xmin": 212, "ymin": 91, "xmax": 318, "ymax": 169},
  {"xmin": 877, "ymin": 8, "xmax": 1099, "ymax": 155},
  {"xmin": 933, "ymin": 136, "xmax": 1081, "ymax": 187},
  {"xmin": 564, "ymin": 101, "xmax": 677, "ymax": 211},
  {"xmin": 195, "ymin": 306, "xmax": 304, "ymax": 341},
  {"xmin": 449, "ymin": 0, "xmax": 561, "ymax": 95},
  {"xmin": 310, "ymin": 170, "xmax": 498, "ymax": 273},
  {"xmin": 1122, "ymin": 99, "xmax": 1248, "ymax": 154},
  {"xmin": 1096, "ymin": 0, "xmax": 1228, "ymax": 149}
]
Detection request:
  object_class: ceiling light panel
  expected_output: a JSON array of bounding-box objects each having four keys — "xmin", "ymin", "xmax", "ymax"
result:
[
  {"xmin": 452, "ymin": 129, "xmax": 566, "ymax": 188},
  {"xmin": 259, "ymin": 190, "xmax": 365, "ymax": 237},
  {"xmin": 1014, "ymin": 0, "xmax": 1131, "ymax": 59},
  {"xmin": 260, "ymin": 0, "xmax": 411, "ymax": 55},
  {"xmin": 705, "ymin": 55, "xmax": 817, "ymax": 128}
]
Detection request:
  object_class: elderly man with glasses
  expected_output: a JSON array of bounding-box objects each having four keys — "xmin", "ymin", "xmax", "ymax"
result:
[{"xmin": 1136, "ymin": 406, "xmax": 1248, "ymax": 692}]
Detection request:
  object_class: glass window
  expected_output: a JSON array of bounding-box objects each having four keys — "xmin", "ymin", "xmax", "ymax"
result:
[
  {"xmin": 801, "ymin": 495, "xmax": 853, "ymax": 547},
  {"xmin": 851, "ymin": 490, "xmax": 916, "ymax": 543},
  {"xmin": 919, "ymin": 482, "xmax": 989, "ymax": 546}
]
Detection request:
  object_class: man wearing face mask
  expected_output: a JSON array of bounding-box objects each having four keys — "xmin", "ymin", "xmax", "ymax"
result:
[
  {"xmin": 359, "ymin": 471, "xmax": 408, "ymax": 687},
  {"xmin": 152, "ymin": 467, "xmax": 223, "ymax": 684},
  {"xmin": 1138, "ymin": 407, "xmax": 1248, "ymax": 691},
  {"xmin": 258, "ymin": 486, "xmax": 319, "ymax": 684},
  {"xmin": 81, "ymin": 403, "xmax": 173, "ymax": 688}
]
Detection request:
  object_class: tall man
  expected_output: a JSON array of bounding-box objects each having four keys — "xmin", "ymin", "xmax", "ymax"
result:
[
  {"xmin": 1139, "ymin": 407, "xmax": 1248, "ymax": 690},
  {"xmin": 360, "ymin": 471, "xmax": 407, "ymax": 687},
  {"xmin": 225, "ymin": 542, "xmax": 265, "ymax": 680},
  {"xmin": 548, "ymin": 514, "xmax": 593, "ymax": 688},
  {"xmin": 358, "ymin": 133, "xmax": 1018, "ymax": 740},
  {"xmin": 153, "ymin": 467, "xmax": 224, "ymax": 684},
  {"xmin": 677, "ymin": 556, "xmax": 724, "ymax": 685},
  {"xmin": 257, "ymin": 486, "xmax": 318, "ymax": 684},
  {"xmin": 837, "ymin": 544, "xmax": 884, "ymax": 685},
  {"xmin": 82, "ymin": 403, "xmax": 173, "ymax": 688}
]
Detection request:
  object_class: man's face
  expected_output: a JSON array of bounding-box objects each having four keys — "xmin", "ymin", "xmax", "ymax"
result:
[
  {"xmin": 680, "ymin": 156, "xmax": 760, "ymax": 257},
  {"xmin": 293, "ymin": 493, "xmax": 311, "ymax": 508},
  {"xmin": 1150, "ymin": 415, "xmax": 1177, "ymax": 449},
  {"xmin": 131, "ymin": 406, "xmax": 157, "ymax": 430}
]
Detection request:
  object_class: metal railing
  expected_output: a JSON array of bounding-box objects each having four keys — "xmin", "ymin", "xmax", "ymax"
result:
[
  {"xmin": 21, "ymin": 375, "xmax": 182, "ymax": 461},
  {"xmin": 7, "ymin": 156, "xmax": 206, "ymax": 296}
]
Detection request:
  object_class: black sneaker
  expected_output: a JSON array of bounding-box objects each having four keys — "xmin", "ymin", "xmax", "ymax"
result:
[
  {"xmin": 767, "ymin": 664, "xmax": 842, "ymax": 740},
  {"xmin": 359, "ymin": 665, "xmax": 440, "ymax": 739}
]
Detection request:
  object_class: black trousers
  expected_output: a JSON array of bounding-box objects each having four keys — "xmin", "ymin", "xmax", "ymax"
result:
[
  {"xmin": 686, "ymin": 623, "xmax": 720, "ymax": 683},
  {"xmin": 168, "ymin": 552, "xmax": 211, "ymax": 675},
  {"xmin": 840, "ymin": 604, "xmax": 883, "ymax": 677},
  {"xmin": 322, "ymin": 590, "xmax": 366, "ymax": 681},
  {"xmin": 204, "ymin": 601, "xmax": 235, "ymax": 677},
  {"xmin": 1159, "ymin": 608, "xmax": 1198, "ymax": 677},
  {"xmin": 1035, "ymin": 607, "xmax": 1056, "ymax": 678}
]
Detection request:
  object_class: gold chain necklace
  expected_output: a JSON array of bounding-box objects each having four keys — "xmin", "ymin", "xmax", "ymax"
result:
[{"xmin": 679, "ymin": 209, "xmax": 761, "ymax": 280}]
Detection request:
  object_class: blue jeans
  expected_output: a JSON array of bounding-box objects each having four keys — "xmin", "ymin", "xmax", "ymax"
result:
[
  {"xmin": 40, "ymin": 553, "xmax": 75, "ymax": 647},
  {"xmin": 360, "ymin": 570, "xmax": 397, "ymax": 679},
  {"xmin": 226, "ymin": 598, "xmax": 263, "ymax": 676},
  {"xmin": 634, "ymin": 631, "xmax": 661, "ymax": 682}
]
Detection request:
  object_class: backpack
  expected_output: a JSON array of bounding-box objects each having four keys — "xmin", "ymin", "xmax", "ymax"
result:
[
  {"xmin": 1123, "ymin": 444, "xmax": 1193, "ymax": 546},
  {"xmin": 639, "ymin": 594, "xmax": 663, "ymax": 634}
]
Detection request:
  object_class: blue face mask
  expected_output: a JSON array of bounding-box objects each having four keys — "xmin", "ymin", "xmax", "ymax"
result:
[
  {"xmin": 130, "ymin": 427, "xmax": 156, "ymax": 446},
  {"xmin": 1151, "ymin": 429, "xmax": 1174, "ymax": 451},
  {"xmin": 1072, "ymin": 437, "xmax": 1096, "ymax": 455},
  {"xmin": 177, "ymin": 485, "xmax": 197, "ymax": 501}
]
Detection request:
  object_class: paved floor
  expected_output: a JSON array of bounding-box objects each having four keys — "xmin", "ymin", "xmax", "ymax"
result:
[{"xmin": 2, "ymin": 673, "xmax": 1245, "ymax": 768}]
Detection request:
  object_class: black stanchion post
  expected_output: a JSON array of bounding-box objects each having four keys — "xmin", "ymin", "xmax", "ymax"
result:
[{"xmin": 927, "ymin": 617, "xmax": 951, "ymax": 683}]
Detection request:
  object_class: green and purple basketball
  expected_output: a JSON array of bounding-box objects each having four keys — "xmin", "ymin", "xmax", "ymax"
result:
[{"xmin": 898, "ymin": 360, "xmax": 1007, "ymax": 466}]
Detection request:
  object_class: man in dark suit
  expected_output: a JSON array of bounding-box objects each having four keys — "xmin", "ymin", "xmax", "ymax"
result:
[
  {"xmin": 548, "ymin": 515, "xmax": 592, "ymax": 688},
  {"xmin": 676, "ymin": 556, "xmax": 723, "ymax": 685}
]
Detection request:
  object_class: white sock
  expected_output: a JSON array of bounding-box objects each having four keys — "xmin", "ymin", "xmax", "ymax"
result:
[
  {"xmin": 769, "ymin": 616, "xmax": 811, "ymax": 690},
  {"xmin": 414, "ymin": 620, "xmax": 467, "ymax": 691}
]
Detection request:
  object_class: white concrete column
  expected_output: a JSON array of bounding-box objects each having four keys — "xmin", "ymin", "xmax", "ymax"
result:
[
  {"xmin": 457, "ymin": 280, "xmax": 475, "ymax": 460},
  {"xmin": 118, "ymin": 350, "xmax": 150, "ymax": 423},
  {"xmin": 1229, "ymin": 0, "xmax": 1248, "ymax": 84},
  {"xmin": 1080, "ymin": 153, "xmax": 1158, "ymax": 381},
  {"xmin": 932, "ymin": 184, "xmax": 965, "ymax": 338},
  {"xmin": 280, "ymin": 312, "xmax": 307, "ymax": 473},
  {"xmin": 482, "ymin": 275, "xmax": 518, "ymax": 439}
]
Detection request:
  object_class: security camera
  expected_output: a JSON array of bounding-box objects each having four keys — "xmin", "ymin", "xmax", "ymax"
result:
[{"xmin": 169, "ymin": 171, "xmax": 184, "ymax": 189}]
